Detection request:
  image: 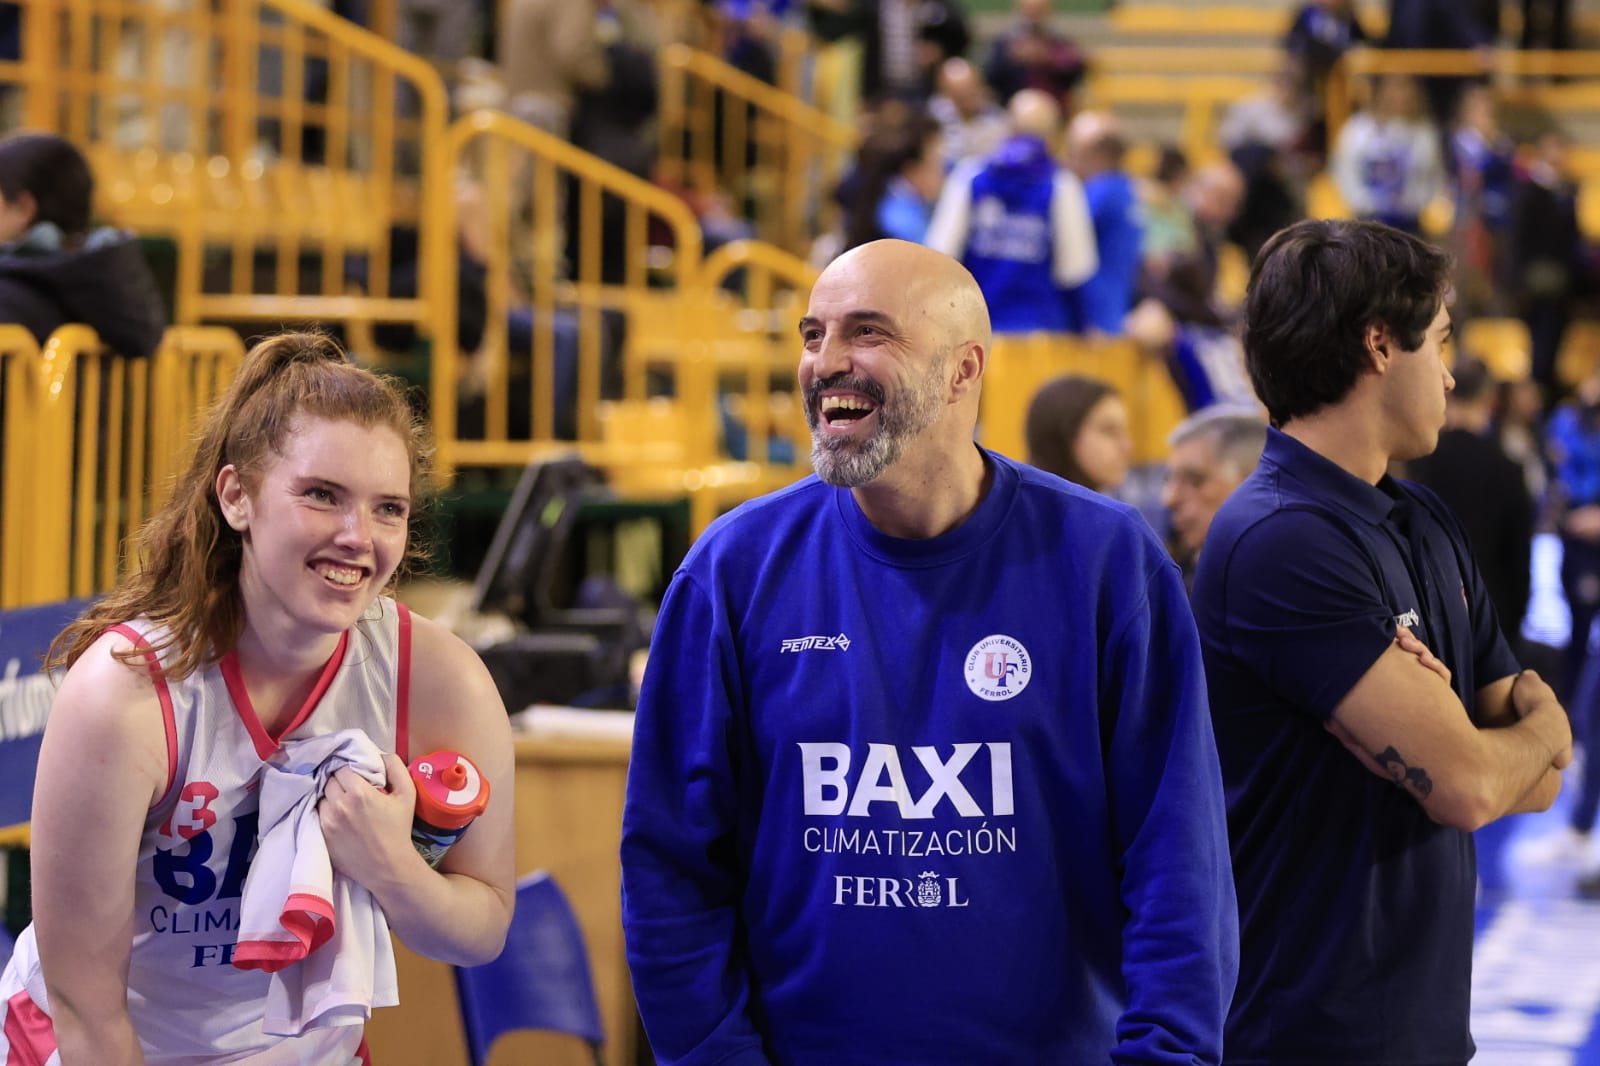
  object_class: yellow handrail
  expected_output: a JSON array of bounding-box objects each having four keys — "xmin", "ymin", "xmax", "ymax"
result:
[
  {"xmin": 660, "ymin": 42, "xmax": 856, "ymax": 257},
  {"xmin": 0, "ymin": 328, "xmax": 46, "ymax": 609},
  {"xmin": 10, "ymin": 326, "xmax": 245, "ymax": 606},
  {"xmin": 9, "ymin": 0, "xmax": 449, "ymax": 334},
  {"xmin": 1326, "ymin": 47, "xmax": 1600, "ymax": 141},
  {"xmin": 429, "ymin": 109, "xmax": 707, "ymax": 482}
]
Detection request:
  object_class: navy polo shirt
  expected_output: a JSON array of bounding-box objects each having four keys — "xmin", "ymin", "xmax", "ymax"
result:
[{"xmin": 1193, "ymin": 428, "xmax": 1519, "ymax": 1066}]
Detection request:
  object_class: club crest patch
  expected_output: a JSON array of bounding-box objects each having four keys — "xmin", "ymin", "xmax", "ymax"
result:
[{"xmin": 964, "ymin": 634, "xmax": 1032, "ymax": 701}]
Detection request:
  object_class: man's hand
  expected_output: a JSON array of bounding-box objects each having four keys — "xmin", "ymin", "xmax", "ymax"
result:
[
  {"xmin": 1395, "ymin": 626, "xmax": 1450, "ymax": 687},
  {"xmin": 1510, "ymin": 669, "xmax": 1574, "ymax": 769}
]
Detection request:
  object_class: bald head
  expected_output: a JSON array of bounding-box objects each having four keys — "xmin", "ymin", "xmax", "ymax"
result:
[
  {"xmin": 1009, "ymin": 89, "xmax": 1060, "ymax": 141},
  {"xmin": 1067, "ymin": 109, "xmax": 1125, "ymax": 176},
  {"xmin": 820, "ymin": 240, "xmax": 992, "ymax": 354}
]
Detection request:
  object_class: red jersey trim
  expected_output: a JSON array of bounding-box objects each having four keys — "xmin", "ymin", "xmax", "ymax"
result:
[
  {"xmin": 221, "ymin": 632, "xmax": 351, "ymax": 761},
  {"xmin": 2, "ymin": 989, "xmax": 57, "ymax": 1065},
  {"xmin": 107, "ymin": 623, "xmax": 179, "ymax": 806},
  {"xmin": 395, "ymin": 602, "xmax": 412, "ymax": 764}
]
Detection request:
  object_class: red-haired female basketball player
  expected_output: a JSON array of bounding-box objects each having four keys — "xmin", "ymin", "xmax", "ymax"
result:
[{"xmin": 0, "ymin": 333, "xmax": 514, "ymax": 1064}]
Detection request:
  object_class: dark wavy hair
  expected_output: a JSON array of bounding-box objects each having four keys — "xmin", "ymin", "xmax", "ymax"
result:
[
  {"xmin": 1243, "ymin": 218, "xmax": 1453, "ymax": 426},
  {"xmin": 0, "ymin": 131, "xmax": 93, "ymax": 236}
]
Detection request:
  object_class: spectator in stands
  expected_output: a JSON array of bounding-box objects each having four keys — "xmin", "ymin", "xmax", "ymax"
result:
[
  {"xmin": 807, "ymin": 0, "xmax": 970, "ymax": 106},
  {"xmin": 925, "ymin": 88, "xmax": 1096, "ymax": 332},
  {"xmin": 1218, "ymin": 62, "xmax": 1315, "ymax": 259},
  {"xmin": 1161, "ymin": 406, "xmax": 1268, "ymax": 589},
  {"xmin": 1138, "ymin": 145, "xmax": 1199, "ymax": 283},
  {"xmin": 842, "ymin": 110, "xmax": 946, "ymax": 250},
  {"xmin": 981, "ymin": 0, "xmax": 1086, "ymax": 110},
  {"xmin": 1131, "ymin": 161, "xmax": 1254, "ymax": 412},
  {"xmin": 1449, "ymin": 84, "xmax": 1517, "ymax": 318},
  {"xmin": 1545, "ymin": 364, "xmax": 1600, "ymax": 702},
  {"xmin": 0, "ymin": 132, "xmax": 164, "ymax": 358},
  {"xmin": 1065, "ymin": 110, "xmax": 1143, "ymax": 336},
  {"xmin": 1024, "ymin": 373, "xmax": 1133, "ymax": 495},
  {"xmin": 927, "ymin": 57, "xmax": 1008, "ymax": 166},
  {"xmin": 499, "ymin": 0, "xmax": 612, "ymax": 136},
  {"xmin": 1508, "ymin": 128, "xmax": 1585, "ymax": 397},
  {"xmin": 1520, "ymin": 0, "xmax": 1573, "ymax": 52},
  {"xmin": 1497, "ymin": 375, "xmax": 1551, "ymax": 505},
  {"xmin": 1405, "ymin": 356, "xmax": 1534, "ymax": 648},
  {"xmin": 1383, "ymin": 0, "xmax": 1496, "ymax": 127},
  {"xmin": 1329, "ymin": 73, "xmax": 1445, "ymax": 235},
  {"xmin": 1138, "ymin": 160, "xmax": 1246, "ymax": 334},
  {"xmin": 1285, "ymin": 0, "xmax": 1369, "ymax": 141}
]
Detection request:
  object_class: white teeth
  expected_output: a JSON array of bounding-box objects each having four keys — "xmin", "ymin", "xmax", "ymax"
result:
[{"xmin": 316, "ymin": 564, "xmax": 364, "ymax": 586}]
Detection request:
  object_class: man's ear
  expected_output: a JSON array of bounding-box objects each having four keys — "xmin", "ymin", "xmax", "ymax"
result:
[
  {"xmin": 1364, "ymin": 322, "xmax": 1392, "ymax": 373},
  {"xmin": 215, "ymin": 464, "xmax": 249, "ymax": 532},
  {"xmin": 949, "ymin": 341, "xmax": 986, "ymax": 402}
]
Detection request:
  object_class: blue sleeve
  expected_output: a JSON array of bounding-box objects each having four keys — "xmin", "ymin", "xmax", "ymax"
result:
[
  {"xmin": 1104, "ymin": 557, "xmax": 1239, "ymax": 1065},
  {"xmin": 1213, "ymin": 509, "xmax": 1396, "ymax": 719},
  {"xmin": 620, "ymin": 571, "xmax": 774, "ymax": 1066},
  {"xmin": 876, "ymin": 192, "xmax": 930, "ymax": 244}
]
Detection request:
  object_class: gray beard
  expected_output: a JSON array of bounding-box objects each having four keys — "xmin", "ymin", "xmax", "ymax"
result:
[{"xmin": 810, "ymin": 428, "xmax": 905, "ymax": 487}]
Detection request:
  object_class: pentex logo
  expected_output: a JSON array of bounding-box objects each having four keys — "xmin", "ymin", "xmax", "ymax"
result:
[
  {"xmin": 781, "ymin": 633, "xmax": 852, "ymax": 653},
  {"xmin": 963, "ymin": 634, "xmax": 1032, "ymax": 701},
  {"xmin": 1394, "ymin": 608, "xmax": 1420, "ymax": 629}
]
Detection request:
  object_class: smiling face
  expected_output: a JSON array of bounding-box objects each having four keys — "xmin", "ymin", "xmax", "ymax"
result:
[
  {"xmin": 217, "ymin": 415, "xmax": 412, "ymax": 643},
  {"xmin": 798, "ymin": 256, "xmax": 954, "ymax": 488}
]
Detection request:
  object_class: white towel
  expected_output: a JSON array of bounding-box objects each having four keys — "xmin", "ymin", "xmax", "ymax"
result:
[{"xmin": 233, "ymin": 728, "xmax": 400, "ymax": 1037}]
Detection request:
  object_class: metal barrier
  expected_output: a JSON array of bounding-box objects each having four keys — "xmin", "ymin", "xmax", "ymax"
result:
[
  {"xmin": 0, "ymin": 328, "xmax": 46, "ymax": 610},
  {"xmin": 428, "ymin": 109, "xmax": 707, "ymax": 481},
  {"xmin": 11, "ymin": 0, "xmax": 447, "ymax": 331},
  {"xmin": 1326, "ymin": 48, "xmax": 1600, "ymax": 142},
  {"xmin": 1082, "ymin": 73, "xmax": 1261, "ymax": 170},
  {"xmin": 15, "ymin": 326, "xmax": 244, "ymax": 607},
  {"xmin": 979, "ymin": 334, "xmax": 1188, "ymax": 468},
  {"xmin": 659, "ymin": 42, "xmax": 856, "ymax": 259}
]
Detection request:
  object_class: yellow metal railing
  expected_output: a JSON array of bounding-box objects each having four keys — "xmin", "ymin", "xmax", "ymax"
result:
[
  {"xmin": 660, "ymin": 42, "xmax": 856, "ymax": 258},
  {"xmin": 0, "ymin": 328, "xmax": 46, "ymax": 609},
  {"xmin": 429, "ymin": 109, "xmax": 707, "ymax": 481},
  {"xmin": 6, "ymin": 326, "xmax": 244, "ymax": 608},
  {"xmin": 1327, "ymin": 48, "xmax": 1600, "ymax": 142},
  {"xmin": 1083, "ymin": 74, "xmax": 1261, "ymax": 170},
  {"xmin": 11, "ymin": 0, "xmax": 447, "ymax": 331},
  {"xmin": 980, "ymin": 335, "xmax": 1188, "ymax": 468}
]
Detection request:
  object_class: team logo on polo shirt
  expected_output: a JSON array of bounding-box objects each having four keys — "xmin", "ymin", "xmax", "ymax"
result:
[{"xmin": 964, "ymin": 634, "xmax": 1032, "ymax": 701}]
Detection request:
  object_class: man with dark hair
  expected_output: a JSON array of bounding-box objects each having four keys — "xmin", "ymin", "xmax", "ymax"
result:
[{"xmin": 1194, "ymin": 217, "xmax": 1571, "ymax": 1065}]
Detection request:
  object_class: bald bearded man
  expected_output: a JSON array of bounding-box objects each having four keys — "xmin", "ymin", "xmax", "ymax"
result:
[{"xmin": 621, "ymin": 240, "xmax": 1238, "ymax": 1066}]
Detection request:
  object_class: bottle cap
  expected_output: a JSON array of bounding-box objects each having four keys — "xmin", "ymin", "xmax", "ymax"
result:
[{"xmin": 410, "ymin": 750, "xmax": 491, "ymax": 830}]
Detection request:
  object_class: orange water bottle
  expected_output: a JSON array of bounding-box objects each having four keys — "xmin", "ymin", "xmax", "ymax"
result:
[{"xmin": 409, "ymin": 750, "xmax": 491, "ymax": 868}]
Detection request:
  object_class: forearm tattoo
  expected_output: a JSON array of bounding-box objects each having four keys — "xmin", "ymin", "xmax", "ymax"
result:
[{"xmin": 1374, "ymin": 746, "xmax": 1434, "ymax": 798}]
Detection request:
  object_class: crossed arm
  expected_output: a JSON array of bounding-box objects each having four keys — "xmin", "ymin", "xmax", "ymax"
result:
[{"xmin": 1325, "ymin": 628, "xmax": 1570, "ymax": 831}]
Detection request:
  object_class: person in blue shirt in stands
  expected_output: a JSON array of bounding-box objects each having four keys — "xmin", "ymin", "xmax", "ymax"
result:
[
  {"xmin": 622, "ymin": 238, "xmax": 1237, "ymax": 1066},
  {"xmin": 1193, "ymin": 217, "xmax": 1572, "ymax": 1066},
  {"xmin": 1065, "ymin": 109, "xmax": 1143, "ymax": 336}
]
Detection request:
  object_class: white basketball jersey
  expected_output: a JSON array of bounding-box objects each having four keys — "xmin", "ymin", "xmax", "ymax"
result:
[{"xmin": 0, "ymin": 598, "xmax": 412, "ymax": 1064}]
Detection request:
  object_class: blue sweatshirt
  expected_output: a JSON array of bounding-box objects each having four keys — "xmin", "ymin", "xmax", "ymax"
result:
[
  {"xmin": 621, "ymin": 451, "xmax": 1238, "ymax": 1066},
  {"xmin": 1071, "ymin": 170, "xmax": 1144, "ymax": 334}
]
